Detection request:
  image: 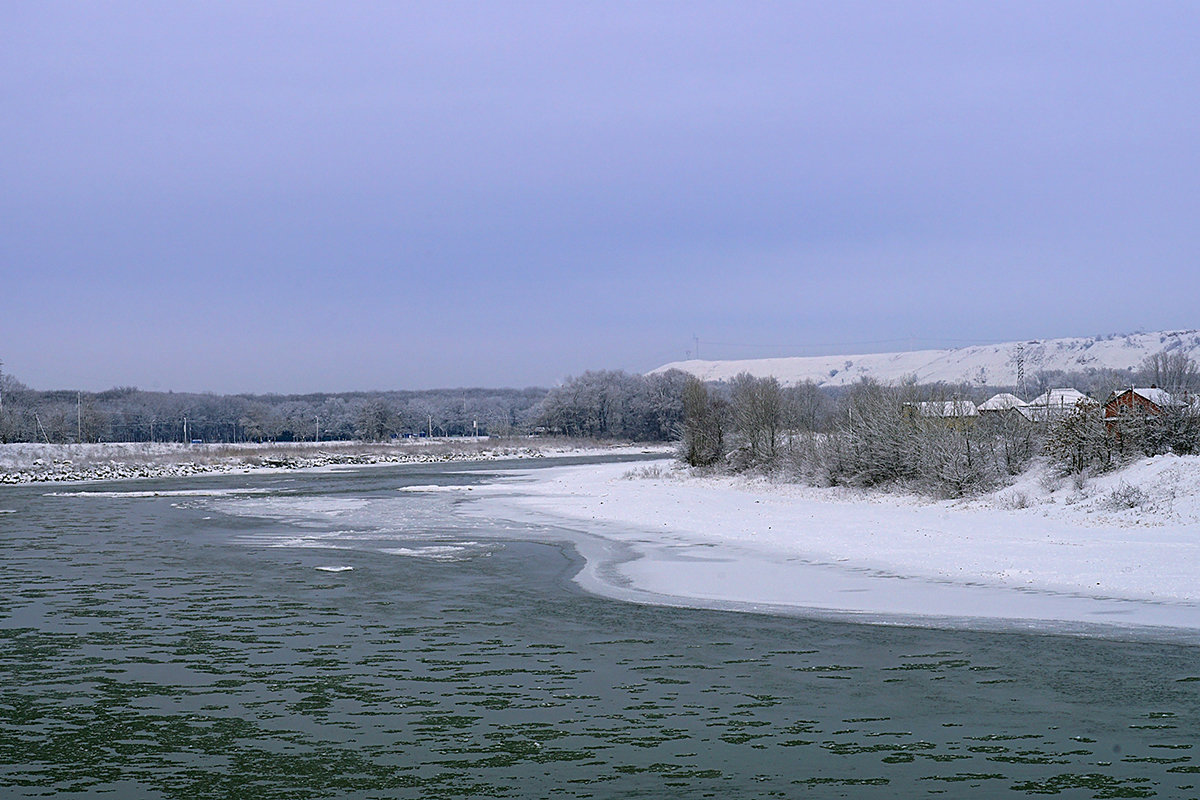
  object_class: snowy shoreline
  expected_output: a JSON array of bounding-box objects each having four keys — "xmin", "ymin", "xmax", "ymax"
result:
[
  {"xmin": 0, "ymin": 440, "xmax": 669, "ymax": 484},
  {"xmin": 460, "ymin": 456, "xmax": 1200, "ymax": 638}
]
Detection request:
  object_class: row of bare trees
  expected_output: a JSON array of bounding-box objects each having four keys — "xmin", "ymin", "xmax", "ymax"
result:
[
  {"xmin": 3, "ymin": 347, "xmax": 1196, "ymax": 468},
  {"xmin": 0, "ymin": 366, "xmax": 689, "ymax": 446},
  {"xmin": 534, "ymin": 370, "xmax": 689, "ymax": 441},
  {"xmin": 682, "ymin": 374, "xmax": 1034, "ymax": 496},
  {"xmin": 681, "ymin": 375, "xmax": 837, "ymax": 468},
  {"xmin": 0, "ymin": 378, "xmax": 548, "ymax": 444}
]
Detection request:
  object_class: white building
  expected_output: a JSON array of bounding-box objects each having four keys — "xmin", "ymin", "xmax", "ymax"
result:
[
  {"xmin": 978, "ymin": 393, "xmax": 1029, "ymax": 415},
  {"xmin": 1021, "ymin": 388, "xmax": 1099, "ymax": 422}
]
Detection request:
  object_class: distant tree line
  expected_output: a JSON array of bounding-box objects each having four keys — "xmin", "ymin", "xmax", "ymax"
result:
[
  {"xmin": 533, "ymin": 370, "xmax": 690, "ymax": 441},
  {"xmin": 0, "ymin": 376, "xmax": 549, "ymax": 444},
  {"xmin": 0, "ymin": 367, "xmax": 689, "ymax": 446}
]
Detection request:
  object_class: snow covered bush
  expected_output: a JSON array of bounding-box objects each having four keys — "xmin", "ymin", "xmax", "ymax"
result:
[
  {"xmin": 918, "ymin": 421, "xmax": 1004, "ymax": 497},
  {"xmin": 621, "ymin": 464, "xmax": 669, "ymax": 480},
  {"xmin": 1105, "ymin": 482, "xmax": 1147, "ymax": 510},
  {"xmin": 815, "ymin": 380, "xmax": 1005, "ymax": 497},
  {"xmin": 996, "ymin": 489, "xmax": 1029, "ymax": 510}
]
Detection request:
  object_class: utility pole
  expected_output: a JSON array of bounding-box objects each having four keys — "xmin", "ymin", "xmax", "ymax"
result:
[
  {"xmin": 77, "ymin": 392, "xmax": 82, "ymax": 442},
  {"xmin": 693, "ymin": 334, "xmax": 700, "ymax": 360},
  {"xmin": 183, "ymin": 416, "xmax": 188, "ymax": 443},
  {"xmin": 428, "ymin": 414, "xmax": 433, "ymax": 438},
  {"xmin": 315, "ymin": 416, "xmax": 320, "ymax": 443},
  {"xmin": 1015, "ymin": 343, "xmax": 1026, "ymax": 400}
]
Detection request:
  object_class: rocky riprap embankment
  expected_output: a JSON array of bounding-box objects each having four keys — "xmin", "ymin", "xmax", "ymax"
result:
[{"xmin": 0, "ymin": 447, "xmax": 546, "ymax": 484}]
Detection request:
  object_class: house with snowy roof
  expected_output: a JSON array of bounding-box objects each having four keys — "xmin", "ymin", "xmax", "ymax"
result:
[
  {"xmin": 1020, "ymin": 388, "xmax": 1099, "ymax": 422},
  {"xmin": 1104, "ymin": 388, "xmax": 1180, "ymax": 431},
  {"xmin": 1102, "ymin": 387, "xmax": 1183, "ymax": 437},
  {"xmin": 1104, "ymin": 386, "xmax": 1176, "ymax": 417},
  {"xmin": 978, "ymin": 393, "xmax": 1028, "ymax": 418}
]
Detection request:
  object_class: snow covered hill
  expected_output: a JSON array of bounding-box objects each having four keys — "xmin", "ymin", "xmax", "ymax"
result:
[{"xmin": 650, "ymin": 329, "xmax": 1200, "ymax": 388}]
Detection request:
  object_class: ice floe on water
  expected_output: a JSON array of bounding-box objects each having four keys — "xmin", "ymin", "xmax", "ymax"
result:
[
  {"xmin": 212, "ymin": 485, "xmax": 500, "ymax": 562},
  {"xmin": 315, "ymin": 565, "xmax": 354, "ymax": 572},
  {"xmin": 379, "ymin": 544, "xmax": 485, "ymax": 561},
  {"xmin": 232, "ymin": 526, "xmax": 493, "ymax": 562},
  {"xmin": 209, "ymin": 496, "xmax": 377, "ymax": 527},
  {"xmin": 184, "ymin": 453, "xmax": 1200, "ymax": 638},
  {"xmin": 238, "ymin": 532, "xmax": 351, "ymax": 549}
]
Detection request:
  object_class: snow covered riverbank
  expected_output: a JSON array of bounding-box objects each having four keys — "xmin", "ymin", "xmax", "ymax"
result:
[
  {"xmin": 462, "ymin": 455, "xmax": 1200, "ymax": 637},
  {"xmin": 0, "ymin": 440, "xmax": 668, "ymax": 484}
]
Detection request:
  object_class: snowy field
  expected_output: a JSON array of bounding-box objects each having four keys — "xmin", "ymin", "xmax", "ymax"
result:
[{"xmin": 463, "ymin": 455, "xmax": 1200, "ymax": 637}]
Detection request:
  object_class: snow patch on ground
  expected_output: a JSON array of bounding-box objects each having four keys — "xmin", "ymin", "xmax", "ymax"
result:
[{"xmin": 973, "ymin": 454, "xmax": 1200, "ymax": 527}]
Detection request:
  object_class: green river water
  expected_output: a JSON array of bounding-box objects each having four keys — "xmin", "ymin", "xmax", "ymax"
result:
[{"xmin": 1, "ymin": 456, "xmax": 1198, "ymax": 798}]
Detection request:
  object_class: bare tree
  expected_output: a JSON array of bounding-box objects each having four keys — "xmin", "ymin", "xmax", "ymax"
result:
[
  {"xmin": 1138, "ymin": 350, "xmax": 1200, "ymax": 394},
  {"xmin": 980, "ymin": 411, "xmax": 1038, "ymax": 476},
  {"xmin": 1043, "ymin": 401, "xmax": 1112, "ymax": 475},
  {"xmin": 680, "ymin": 377, "xmax": 726, "ymax": 467},
  {"xmin": 355, "ymin": 400, "xmax": 393, "ymax": 441},
  {"xmin": 782, "ymin": 380, "xmax": 830, "ymax": 433},
  {"xmin": 729, "ymin": 373, "xmax": 783, "ymax": 466}
]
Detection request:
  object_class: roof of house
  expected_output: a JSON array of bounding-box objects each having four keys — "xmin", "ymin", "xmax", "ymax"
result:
[
  {"xmin": 1029, "ymin": 388, "xmax": 1098, "ymax": 407},
  {"xmin": 1110, "ymin": 387, "xmax": 1176, "ymax": 407},
  {"xmin": 909, "ymin": 400, "xmax": 979, "ymax": 417},
  {"xmin": 978, "ymin": 392, "xmax": 1028, "ymax": 411}
]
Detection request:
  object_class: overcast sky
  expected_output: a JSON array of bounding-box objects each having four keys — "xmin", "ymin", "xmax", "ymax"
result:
[{"xmin": 3, "ymin": 2, "xmax": 1198, "ymax": 393}]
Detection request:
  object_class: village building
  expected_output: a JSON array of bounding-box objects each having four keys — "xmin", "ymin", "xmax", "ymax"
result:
[
  {"xmin": 1104, "ymin": 386, "xmax": 1175, "ymax": 418},
  {"xmin": 904, "ymin": 400, "xmax": 979, "ymax": 420},
  {"xmin": 1020, "ymin": 388, "xmax": 1099, "ymax": 422},
  {"xmin": 978, "ymin": 393, "xmax": 1028, "ymax": 417},
  {"xmin": 1102, "ymin": 386, "xmax": 1181, "ymax": 436}
]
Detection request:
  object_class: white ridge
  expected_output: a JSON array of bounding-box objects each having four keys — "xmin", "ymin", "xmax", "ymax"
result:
[{"xmin": 650, "ymin": 329, "xmax": 1200, "ymax": 387}]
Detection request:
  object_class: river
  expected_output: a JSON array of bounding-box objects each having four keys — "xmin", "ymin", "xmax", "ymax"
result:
[{"xmin": 2, "ymin": 455, "xmax": 1197, "ymax": 798}]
